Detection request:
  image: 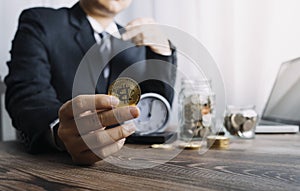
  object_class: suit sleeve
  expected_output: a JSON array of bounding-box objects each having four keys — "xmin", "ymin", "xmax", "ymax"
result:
[
  {"xmin": 5, "ymin": 9, "xmax": 62, "ymax": 153},
  {"xmin": 142, "ymin": 41, "xmax": 177, "ymax": 105}
]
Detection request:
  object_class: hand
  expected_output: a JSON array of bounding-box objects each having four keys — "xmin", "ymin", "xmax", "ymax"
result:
[
  {"xmin": 57, "ymin": 95, "xmax": 140, "ymax": 165},
  {"xmin": 122, "ymin": 18, "xmax": 172, "ymax": 56}
]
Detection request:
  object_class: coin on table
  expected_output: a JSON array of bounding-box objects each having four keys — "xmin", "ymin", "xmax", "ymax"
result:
[
  {"xmin": 178, "ymin": 142, "xmax": 202, "ymax": 150},
  {"xmin": 151, "ymin": 144, "xmax": 173, "ymax": 150},
  {"xmin": 108, "ymin": 77, "xmax": 141, "ymax": 107},
  {"xmin": 207, "ymin": 135, "xmax": 230, "ymax": 150}
]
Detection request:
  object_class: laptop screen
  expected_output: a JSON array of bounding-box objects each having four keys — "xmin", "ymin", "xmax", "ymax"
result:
[{"xmin": 262, "ymin": 57, "xmax": 300, "ymax": 125}]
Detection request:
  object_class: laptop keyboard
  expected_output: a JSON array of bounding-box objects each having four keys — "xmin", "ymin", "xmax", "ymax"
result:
[{"xmin": 258, "ymin": 119, "xmax": 285, "ymax": 126}]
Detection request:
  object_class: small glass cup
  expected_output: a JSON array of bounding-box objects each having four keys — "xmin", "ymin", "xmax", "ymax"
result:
[{"xmin": 223, "ymin": 105, "xmax": 258, "ymax": 139}]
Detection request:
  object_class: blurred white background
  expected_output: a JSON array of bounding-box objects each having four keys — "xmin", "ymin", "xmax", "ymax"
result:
[{"xmin": 1, "ymin": 0, "xmax": 300, "ymax": 139}]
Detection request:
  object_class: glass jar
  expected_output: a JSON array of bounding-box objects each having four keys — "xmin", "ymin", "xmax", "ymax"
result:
[
  {"xmin": 178, "ymin": 79, "xmax": 216, "ymax": 141},
  {"xmin": 223, "ymin": 105, "xmax": 258, "ymax": 139}
]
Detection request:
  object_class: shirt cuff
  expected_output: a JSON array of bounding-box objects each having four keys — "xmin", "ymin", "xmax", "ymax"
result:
[{"xmin": 49, "ymin": 118, "xmax": 64, "ymax": 151}]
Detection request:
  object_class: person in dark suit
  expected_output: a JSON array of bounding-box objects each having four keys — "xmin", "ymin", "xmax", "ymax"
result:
[{"xmin": 5, "ymin": 0, "xmax": 176, "ymax": 165}]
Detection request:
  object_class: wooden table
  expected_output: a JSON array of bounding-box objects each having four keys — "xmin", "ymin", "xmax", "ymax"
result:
[{"xmin": 0, "ymin": 134, "xmax": 299, "ymax": 191}]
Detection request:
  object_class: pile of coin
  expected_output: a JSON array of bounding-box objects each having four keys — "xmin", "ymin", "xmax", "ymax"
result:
[
  {"xmin": 181, "ymin": 94, "xmax": 214, "ymax": 140},
  {"xmin": 207, "ymin": 135, "xmax": 230, "ymax": 150},
  {"xmin": 223, "ymin": 109, "xmax": 257, "ymax": 137}
]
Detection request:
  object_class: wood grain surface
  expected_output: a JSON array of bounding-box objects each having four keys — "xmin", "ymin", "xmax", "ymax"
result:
[{"xmin": 0, "ymin": 134, "xmax": 299, "ymax": 191}]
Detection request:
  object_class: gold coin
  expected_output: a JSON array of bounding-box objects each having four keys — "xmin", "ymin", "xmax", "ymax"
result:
[
  {"xmin": 151, "ymin": 144, "xmax": 173, "ymax": 149},
  {"xmin": 108, "ymin": 77, "xmax": 141, "ymax": 107},
  {"xmin": 207, "ymin": 135, "xmax": 230, "ymax": 150},
  {"xmin": 178, "ymin": 142, "xmax": 202, "ymax": 150}
]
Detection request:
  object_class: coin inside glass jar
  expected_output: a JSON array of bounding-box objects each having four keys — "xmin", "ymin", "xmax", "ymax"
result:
[{"xmin": 108, "ymin": 77, "xmax": 141, "ymax": 107}]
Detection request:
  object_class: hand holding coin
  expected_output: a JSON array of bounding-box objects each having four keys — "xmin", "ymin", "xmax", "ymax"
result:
[{"xmin": 57, "ymin": 94, "xmax": 140, "ymax": 165}]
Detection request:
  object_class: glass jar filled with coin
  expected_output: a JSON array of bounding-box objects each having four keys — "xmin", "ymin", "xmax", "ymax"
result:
[
  {"xmin": 223, "ymin": 105, "xmax": 258, "ymax": 139},
  {"xmin": 178, "ymin": 79, "xmax": 216, "ymax": 141}
]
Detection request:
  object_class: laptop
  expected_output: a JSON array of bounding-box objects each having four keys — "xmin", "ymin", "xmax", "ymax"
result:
[{"xmin": 256, "ymin": 57, "xmax": 300, "ymax": 133}]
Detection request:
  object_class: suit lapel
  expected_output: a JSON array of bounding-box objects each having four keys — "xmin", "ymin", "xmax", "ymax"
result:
[
  {"xmin": 74, "ymin": 23, "xmax": 95, "ymax": 54},
  {"xmin": 69, "ymin": 3, "xmax": 96, "ymax": 54},
  {"xmin": 69, "ymin": 3, "xmax": 99, "ymax": 94}
]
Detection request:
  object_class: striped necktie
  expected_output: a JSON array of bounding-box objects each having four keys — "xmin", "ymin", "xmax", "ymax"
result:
[{"xmin": 97, "ymin": 32, "xmax": 111, "ymax": 94}]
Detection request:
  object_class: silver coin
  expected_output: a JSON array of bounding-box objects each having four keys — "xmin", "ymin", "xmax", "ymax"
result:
[
  {"xmin": 231, "ymin": 113, "xmax": 245, "ymax": 129},
  {"xmin": 192, "ymin": 109, "xmax": 202, "ymax": 120},
  {"xmin": 199, "ymin": 127, "xmax": 210, "ymax": 138},
  {"xmin": 242, "ymin": 119, "xmax": 255, "ymax": 132},
  {"xmin": 202, "ymin": 114, "xmax": 212, "ymax": 127}
]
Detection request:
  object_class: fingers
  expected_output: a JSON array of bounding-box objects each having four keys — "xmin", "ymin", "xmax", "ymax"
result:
[
  {"xmin": 59, "ymin": 95, "xmax": 119, "ymax": 120},
  {"xmin": 130, "ymin": 33, "xmax": 152, "ymax": 47},
  {"xmin": 81, "ymin": 123, "xmax": 136, "ymax": 150},
  {"xmin": 122, "ymin": 18, "xmax": 155, "ymax": 41},
  {"xmin": 66, "ymin": 106, "xmax": 139, "ymax": 135},
  {"xmin": 126, "ymin": 17, "xmax": 155, "ymax": 27},
  {"xmin": 64, "ymin": 123, "xmax": 133, "ymax": 165},
  {"xmin": 73, "ymin": 139, "xmax": 126, "ymax": 165},
  {"xmin": 58, "ymin": 95, "xmax": 140, "ymax": 165},
  {"xmin": 122, "ymin": 18, "xmax": 172, "ymax": 56},
  {"xmin": 93, "ymin": 138, "xmax": 126, "ymax": 158},
  {"xmin": 122, "ymin": 25, "xmax": 142, "ymax": 41},
  {"xmin": 71, "ymin": 122, "xmax": 134, "ymax": 152},
  {"xmin": 122, "ymin": 26, "xmax": 162, "ymax": 48},
  {"xmin": 100, "ymin": 106, "xmax": 139, "ymax": 127}
]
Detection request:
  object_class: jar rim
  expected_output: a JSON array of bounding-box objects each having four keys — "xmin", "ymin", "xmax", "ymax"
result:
[
  {"xmin": 226, "ymin": 104, "xmax": 256, "ymax": 110},
  {"xmin": 181, "ymin": 78, "xmax": 211, "ymax": 82},
  {"xmin": 181, "ymin": 79, "xmax": 211, "ymax": 85}
]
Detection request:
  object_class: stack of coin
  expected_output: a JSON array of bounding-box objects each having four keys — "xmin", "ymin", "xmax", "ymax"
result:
[
  {"xmin": 181, "ymin": 94, "xmax": 214, "ymax": 139},
  {"xmin": 223, "ymin": 108, "xmax": 257, "ymax": 138},
  {"xmin": 207, "ymin": 135, "xmax": 230, "ymax": 149}
]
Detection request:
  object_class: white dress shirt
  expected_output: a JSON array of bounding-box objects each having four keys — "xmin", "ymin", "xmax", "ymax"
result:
[
  {"xmin": 87, "ymin": 16, "xmax": 121, "ymax": 79},
  {"xmin": 86, "ymin": 16, "xmax": 121, "ymax": 44}
]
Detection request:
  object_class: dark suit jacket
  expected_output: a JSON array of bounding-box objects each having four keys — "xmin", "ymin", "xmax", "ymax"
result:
[{"xmin": 5, "ymin": 3, "xmax": 176, "ymax": 153}]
